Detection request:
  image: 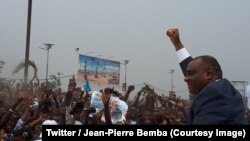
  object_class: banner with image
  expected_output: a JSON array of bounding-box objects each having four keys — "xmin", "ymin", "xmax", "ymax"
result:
[{"xmin": 77, "ymin": 54, "xmax": 120, "ymax": 85}]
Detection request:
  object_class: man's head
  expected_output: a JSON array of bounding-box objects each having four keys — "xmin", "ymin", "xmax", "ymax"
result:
[
  {"xmin": 184, "ymin": 55, "xmax": 222, "ymax": 95},
  {"xmin": 11, "ymin": 126, "xmax": 33, "ymax": 141}
]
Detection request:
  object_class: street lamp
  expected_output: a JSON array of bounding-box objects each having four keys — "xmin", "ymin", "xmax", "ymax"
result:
[
  {"xmin": 75, "ymin": 48, "xmax": 80, "ymax": 79},
  {"xmin": 39, "ymin": 43, "xmax": 55, "ymax": 85},
  {"xmin": 123, "ymin": 60, "xmax": 129, "ymax": 91},
  {"xmin": 0, "ymin": 61, "xmax": 4, "ymax": 79},
  {"xmin": 169, "ymin": 69, "xmax": 175, "ymax": 92}
]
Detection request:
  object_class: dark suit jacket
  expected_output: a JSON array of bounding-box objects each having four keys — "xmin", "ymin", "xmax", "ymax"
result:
[{"xmin": 180, "ymin": 56, "xmax": 246, "ymax": 124}]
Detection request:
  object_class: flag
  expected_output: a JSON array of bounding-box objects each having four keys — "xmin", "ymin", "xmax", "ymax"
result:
[{"xmin": 84, "ymin": 80, "xmax": 91, "ymax": 93}]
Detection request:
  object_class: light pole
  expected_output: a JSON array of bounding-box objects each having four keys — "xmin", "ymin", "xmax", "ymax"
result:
[
  {"xmin": 123, "ymin": 60, "xmax": 129, "ymax": 91},
  {"xmin": 24, "ymin": 0, "xmax": 33, "ymax": 85},
  {"xmin": 169, "ymin": 69, "xmax": 175, "ymax": 92},
  {"xmin": 39, "ymin": 43, "xmax": 54, "ymax": 85},
  {"xmin": 0, "ymin": 61, "xmax": 4, "ymax": 79},
  {"xmin": 75, "ymin": 48, "xmax": 79, "ymax": 79}
]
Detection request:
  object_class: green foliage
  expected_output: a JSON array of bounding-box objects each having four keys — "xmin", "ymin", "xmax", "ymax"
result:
[
  {"xmin": 49, "ymin": 75, "xmax": 61, "ymax": 89},
  {"xmin": 139, "ymin": 83, "xmax": 153, "ymax": 97},
  {"xmin": 12, "ymin": 60, "xmax": 36, "ymax": 74},
  {"xmin": 12, "ymin": 60, "xmax": 39, "ymax": 84}
]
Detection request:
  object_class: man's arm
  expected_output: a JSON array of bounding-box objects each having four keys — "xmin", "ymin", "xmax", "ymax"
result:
[
  {"xmin": 166, "ymin": 28, "xmax": 192, "ymax": 75},
  {"xmin": 166, "ymin": 28, "xmax": 184, "ymax": 51},
  {"xmin": 121, "ymin": 85, "xmax": 135, "ymax": 102}
]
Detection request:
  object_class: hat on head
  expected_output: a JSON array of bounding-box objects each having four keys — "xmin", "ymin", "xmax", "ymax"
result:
[
  {"xmin": 42, "ymin": 120, "xmax": 58, "ymax": 125},
  {"xmin": 36, "ymin": 120, "xmax": 57, "ymax": 140}
]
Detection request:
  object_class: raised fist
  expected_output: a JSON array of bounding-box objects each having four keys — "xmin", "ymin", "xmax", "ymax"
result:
[
  {"xmin": 166, "ymin": 28, "xmax": 183, "ymax": 50},
  {"xmin": 128, "ymin": 85, "xmax": 135, "ymax": 91},
  {"xmin": 166, "ymin": 28, "xmax": 179, "ymax": 38}
]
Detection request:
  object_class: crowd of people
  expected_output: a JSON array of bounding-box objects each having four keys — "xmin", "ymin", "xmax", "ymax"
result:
[
  {"xmin": 0, "ymin": 76, "xmax": 192, "ymax": 140},
  {"xmin": 0, "ymin": 28, "xmax": 249, "ymax": 141}
]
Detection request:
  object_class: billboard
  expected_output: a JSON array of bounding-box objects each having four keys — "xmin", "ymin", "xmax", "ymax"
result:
[{"xmin": 77, "ymin": 54, "xmax": 120, "ymax": 85}]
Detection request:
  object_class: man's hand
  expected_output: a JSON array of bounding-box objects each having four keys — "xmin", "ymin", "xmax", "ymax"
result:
[
  {"xmin": 166, "ymin": 28, "xmax": 184, "ymax": 51},
  {"xmin": 102, "ymin": 88, "xmax": 111, "ymax": 105},
  {"xmin": 127, "ymin": 85, "xmax": 135, "ymax": 92}
]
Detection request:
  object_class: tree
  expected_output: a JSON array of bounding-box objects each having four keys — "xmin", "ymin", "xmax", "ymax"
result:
[
  {"xmin": 49, "ymin": 74, "xmax": 61, "ymax": 89},
  {"xmin": 12, "ymin": 60, "xmax": 39, "ymax": 85}
]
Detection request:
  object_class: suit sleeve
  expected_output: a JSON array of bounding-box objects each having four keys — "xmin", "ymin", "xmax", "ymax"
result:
[{"xmin": 179, "ymin": 56, "xmax": 192, "ymax": 76}]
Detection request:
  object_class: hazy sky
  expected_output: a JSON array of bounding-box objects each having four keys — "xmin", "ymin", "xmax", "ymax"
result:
[{"xmin": 1, "ymin": 0, "xmax": 250, "ymax": 99}]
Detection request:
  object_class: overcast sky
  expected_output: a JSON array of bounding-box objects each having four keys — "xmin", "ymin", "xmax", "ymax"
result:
[{"xmin": 1, "ymin": 0, "xmax": 250, "ymax": 99}]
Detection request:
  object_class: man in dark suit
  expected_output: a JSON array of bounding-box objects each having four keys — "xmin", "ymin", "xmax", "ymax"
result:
[{"xmin": 166, "ymin": 28, "xmax": 246, "ymax": 124}]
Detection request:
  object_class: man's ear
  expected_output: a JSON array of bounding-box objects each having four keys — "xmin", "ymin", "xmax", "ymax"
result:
[{"xmin": 205, "ymin": 68, "xmax": 213, "ymax": 80}]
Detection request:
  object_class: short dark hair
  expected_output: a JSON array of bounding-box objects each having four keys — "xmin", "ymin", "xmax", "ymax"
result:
[
  {"xmin": 194, "ymin": 55, "xmax": 223, "ymax": 79},
  {"xmin": 10, "ymin": 125, "xmax": 33, "ymax": 141}
]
